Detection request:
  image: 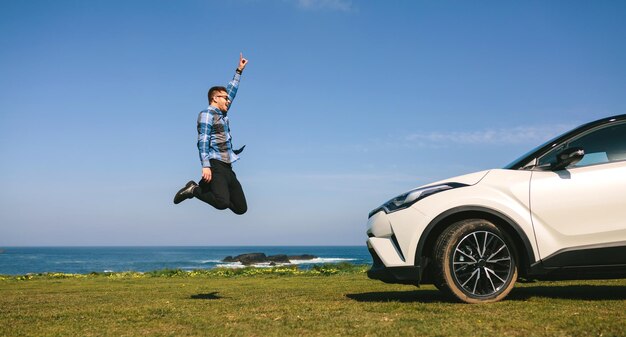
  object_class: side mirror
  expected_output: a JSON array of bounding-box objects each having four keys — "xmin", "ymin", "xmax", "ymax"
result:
[{"xmin": 551, "ymin": 147, "xmax": 585, "ymax": 170}]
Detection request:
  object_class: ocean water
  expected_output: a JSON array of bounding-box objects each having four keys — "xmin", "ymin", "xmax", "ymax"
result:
[{"xmin": 0, "ymin": 246, "xmax": 372, "ymax": 275}]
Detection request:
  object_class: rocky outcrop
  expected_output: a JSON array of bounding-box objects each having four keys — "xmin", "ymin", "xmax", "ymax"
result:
[
  {"xmin": 289, "ymin": 254, "xmax": 316, "ymax": 260},
  {"xmin": 222, "ymin": 253, "xmax": 317, "ymax": 265}
]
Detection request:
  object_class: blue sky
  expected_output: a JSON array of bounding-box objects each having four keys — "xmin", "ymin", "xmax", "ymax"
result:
[{"xmin": 1, "ymin": 0, "xmax": 625, "ymax": 246}]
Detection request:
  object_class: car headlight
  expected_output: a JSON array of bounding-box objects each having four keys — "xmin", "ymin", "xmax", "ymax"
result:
[{"xmin": 373, "ymin": 183, "xmax": 468, "ymax": 216}]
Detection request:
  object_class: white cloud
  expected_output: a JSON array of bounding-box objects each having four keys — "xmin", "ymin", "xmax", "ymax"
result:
[
  {"xmin": 405, "ymin": 124, "xmax": 575, "ymax": 146},
  {"xmin": 288, "ymin": 0, "xmax": 354, "ymax": 12}
]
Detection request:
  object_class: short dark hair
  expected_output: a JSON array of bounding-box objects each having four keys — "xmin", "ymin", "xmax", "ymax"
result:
[{"xmin": 208, "ymin": 86, "xmax": 227, "ymax": 103}]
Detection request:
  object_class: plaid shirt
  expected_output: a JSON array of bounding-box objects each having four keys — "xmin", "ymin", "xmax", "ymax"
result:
[{"xmin": 197, "ymin": 71, "xmax": 241, "ymax": 168}]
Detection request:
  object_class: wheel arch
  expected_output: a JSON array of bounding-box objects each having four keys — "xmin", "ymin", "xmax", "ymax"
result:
[{"xmin": 416, "ymin": 206, "xmax": 536, "ymax": 278}]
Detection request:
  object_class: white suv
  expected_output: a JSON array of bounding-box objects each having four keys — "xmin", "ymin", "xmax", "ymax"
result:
[{"xmin": 366, "ymin": 114, "xmax": 626, "ymax": 303}]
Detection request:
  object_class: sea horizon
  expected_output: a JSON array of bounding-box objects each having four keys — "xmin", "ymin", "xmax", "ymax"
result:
[{"xmin": 0, "ymin": 245, "xmax": 372, "ymax": 275}]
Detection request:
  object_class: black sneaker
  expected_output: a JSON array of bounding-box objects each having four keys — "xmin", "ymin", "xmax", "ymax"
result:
[{"xmin": 173, "ymin": 181, "xmax": 198, "ymax": 204}]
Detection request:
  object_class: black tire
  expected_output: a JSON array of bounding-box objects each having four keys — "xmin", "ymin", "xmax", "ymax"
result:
[{"xmin": 433, "ymin": 219, "xmax": 518, "ymax": 303}]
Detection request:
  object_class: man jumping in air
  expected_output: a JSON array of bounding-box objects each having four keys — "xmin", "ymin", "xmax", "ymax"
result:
[{"xmin": 173, "ymin": 53, "xmax": 249, "ymax": 215}]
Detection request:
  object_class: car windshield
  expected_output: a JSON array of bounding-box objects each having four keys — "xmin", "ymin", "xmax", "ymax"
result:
[
  {"xmin": 502, "ymin": 115, "xmax": 625, "ymax": 170},
  {"xmin": 502, "ymin": 132, "xmax": 567, "ymax": 169}
]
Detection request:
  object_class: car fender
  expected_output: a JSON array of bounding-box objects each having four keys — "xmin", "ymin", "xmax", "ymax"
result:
[{"xmin": 389, "ymin": 169, "xmax": 539, "ymax": 269}]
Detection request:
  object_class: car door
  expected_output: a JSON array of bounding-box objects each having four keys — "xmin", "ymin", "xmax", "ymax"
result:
[{"xmin": 529, "ymin": 120, "xmax": 626, "ymax": 267}]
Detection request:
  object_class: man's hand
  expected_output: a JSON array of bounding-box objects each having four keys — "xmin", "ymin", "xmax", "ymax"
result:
[
  {"xmin": 238, "ymin": 53, "xmax": 248, "ymax": 72},
  {"xmin": 202, "ymin": 167, "xmax": 212, "ymax": 182}
]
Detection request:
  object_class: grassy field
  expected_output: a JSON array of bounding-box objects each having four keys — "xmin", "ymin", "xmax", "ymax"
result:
[{"xmin": 1, "ymin": 266, "xmax": 625, "ymax": 337}]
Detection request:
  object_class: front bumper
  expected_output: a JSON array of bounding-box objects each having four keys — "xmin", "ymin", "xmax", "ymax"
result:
[{"xmin": 367, "ymin": 241, "xmax": 421, "ymax": 285}]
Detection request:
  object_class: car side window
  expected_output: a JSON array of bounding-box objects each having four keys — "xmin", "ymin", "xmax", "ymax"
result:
[{"xmin": 537, "ymin": 121, "xmax": 626, "ymax": 168}]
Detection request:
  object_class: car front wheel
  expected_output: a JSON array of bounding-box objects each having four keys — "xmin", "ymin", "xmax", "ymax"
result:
[{"xmin": 433, "ymin": 219, "xmax": 518, "ymax": 303}]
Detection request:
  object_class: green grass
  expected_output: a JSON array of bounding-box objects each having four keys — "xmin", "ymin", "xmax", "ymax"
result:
[{"xmin": 1, "ymin": 265, "xmax": 625, "ymax": 336}]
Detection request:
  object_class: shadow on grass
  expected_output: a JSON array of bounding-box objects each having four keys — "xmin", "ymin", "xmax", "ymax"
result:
[
  {"xmin": 190, "ymin": 292, "xmax": 223, "ymax": 300},
  {"xmin": 346, "ymin": 290, "xmax": 446, "ymax": 303},
  {"xmin": 508, "ymin": 285, "xmax": 626, "ymax": 301},
  {"xmin": 347, "ymin": 285, "xmax": 626, "ymax": 303}
]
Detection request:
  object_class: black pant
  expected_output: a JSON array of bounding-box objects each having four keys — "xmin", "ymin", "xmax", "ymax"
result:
[{"xmin": 193, "ymin": 159, "xmax": 247, "ymax": 215}]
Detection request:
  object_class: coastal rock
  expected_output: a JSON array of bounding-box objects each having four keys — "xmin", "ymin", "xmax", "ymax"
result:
[
  {"xmin": 222, "ymin": 254, "xmax": 262, "ymax": 263},
  {"xmin": 288, "ymin": 254, "xmax": 316, "ymax": 260},
  {"xmin": 222, "ymin": 253, "xmax": 317, "ymax": 265},
  {"xmin": 267, "ymin": 254, "xmax": 290, "ymax": 264},
  {"xmin": 230, "ymin": 253, "xmax": 268, "ymax": 265}
]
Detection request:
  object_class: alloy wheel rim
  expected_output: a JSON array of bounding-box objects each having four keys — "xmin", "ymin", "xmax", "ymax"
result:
[{"xmin": 451, "ymin": 230, "xmax": 513, "ymax": 297}]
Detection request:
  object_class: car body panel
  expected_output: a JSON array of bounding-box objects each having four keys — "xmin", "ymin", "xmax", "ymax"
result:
[
  {"xmin": 367, "ymin": 170, "xmax": 491, "ymax": 268},
  {"xmin": 368, "ymin": 237, "xmax": 406, "ymax": 267},
  {"xmin": 413, "ymin": 169, "xmax": 537, "ymax": 261},
  {"xmin": 368, "ymin": 169, "xmax": 539, "ymax": 267},
  {"xmin": 530, "ymin": 160, "xmax": 626, "ymax": 262},
  {"xmin": 368, "ymin": 208, "xmax": 426, "ymax": 267},
  {"xmin": 420, "ymin": 170, "xmax": 490, "ymax": 188}
]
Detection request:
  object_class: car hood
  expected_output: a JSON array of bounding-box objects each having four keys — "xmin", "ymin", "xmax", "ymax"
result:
[{"xmin": 421, "ymin": 170, "xmax": 491, "ymax": 188}]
